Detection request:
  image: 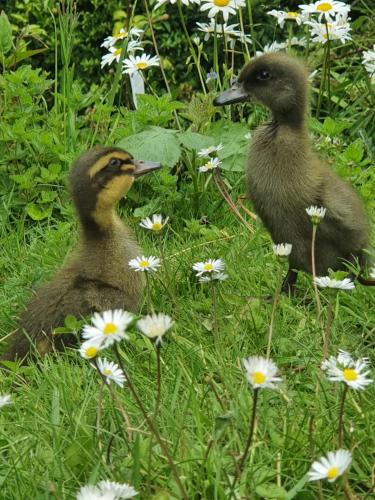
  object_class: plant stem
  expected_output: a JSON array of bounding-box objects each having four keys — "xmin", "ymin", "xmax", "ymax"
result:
[
  {"xmin": 176, "ymin": 0, "xmax": 206, "ymax": 93},
  {"xmin": 245, "ymin": 0, "xmax": 256, "ymax": 57},
  {"xmin": 316, "ymin": 37, "xmax": 330, "ymax": 118},
  {"xmin": 311, "ymin": 224, "xmax": 323, "ymax": 328},
  {"xmin": 322, "ymin": 296, "xmax": 334, "ymax": 360},
  {"xmin": 114, "ymin": 345, "xmax": 188, "ymax": 500},
  {"xmin": 338, "ymin": 384, "xmax": 348, "ymax": 447},
  {"xmin": 230, "ymin": 388, "xmax": 259, "ymax": 497},
  {"xmin": 266, "ymin": 265, "xmax": 282, "ymax": 360},
  {"xmin": 145, "ymin": 273, "xmax": 153, "ymax": 313},
  {"xmin": 211, "ymin": 281, "xmax": 219, "ymax": 342},
  {"xmin": 155, "ymin": 344, "xmax": 161, "ymax": 418},
  {"xmin": 93, "ymin": 359, "xmax": 133, "ymax": 441}
]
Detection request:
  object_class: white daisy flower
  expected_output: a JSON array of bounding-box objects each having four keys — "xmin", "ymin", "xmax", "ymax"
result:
[
  {"xmin": 198, "ymin": 157, "xmax": 222, "ymax": 173},
  {"xmin": 305, "ymin": 17, "xmax": 351, "ymax": 44},
  {"xmin": 101, "ymin": 47, "xmax": 123, "ymax": 68},
  {"xmin": 98, "ymin": 481, "xmax": 138, "ymax": 498},
  {"xmin": 243, "ymin": 356, "xmax": 282, "ymax": 389},
  {"xmin": 299, "ymin": 0, "xmax": 350, "ymax": 22},
  {"xmin": 321, "ymin": 352, "xmax": 372, "ymax": 390},
  {"xmin": 77, "ymin": 480, "xmax": 138, "ymax": 499},
  {"xmin": 0, "ymin": 394, "xmax": 12, "ymax": 409},
  {"xmin": 306, "ymin": 205, "xmax": 327, "ymax": 223},
  {"xmin": 128, "ymin": 255, "xmax": 161, "ymax": 272},
  {"xmin": 82, "ymin": 310, "xmax": 133, "ymax": 347},
  {"xmin": 255, "ymin": 41, "xmax": 287, "ymax": 56},
  {"xmin": 139, "ymin": 214, "xmax": 169, "ymax": 232},
  {"xmin": 198, "ymin": 271, "xmax": 228, "ymax": 283},
  {"xmin": 200, "ymin": 0, "xmax": 245, "ymax": 23},
  {"xmin": 308, "ymin": 449, "xmax": 352, "ymax": 482},
  {"xmin": 362, "ymin": 44, "xmax": 375, "ymax": 79},
  {"xmin": 122, "ymin": 54, "xmax": 160, "ymax": 75},
  {"xmin": 196, "ymin": 21, "xmax": 251, "ymax": 44},
  {"xmin": 79, "ymin": 338, "xmax": 104, "ymax": 359},
  {"xmin": 267, "ymin": 10, "xmax": 304, "ymax": 28},
  {"xmin": 193, "ymin": 258, "xmax": 225, "ymax": 276},
  {"xmin": 101, "ymin": 28, "xmax": 144, "ymax": 49},
  {"xmin": 272, "ymin": 243, "xmax": 292, "ymax": 258},
  {"xmin": 137, "ymin": 313, "xmax": 174, "ymax": 345},
  {"xmin": 197, "ymin": 143, "xmax": 224, "ymax": 158},
  {"xmin": 154, "ymin": 0, "xmax": 200, "ymax": 8},
  {"xmin": 96, "ymin": 358, "xmax": 126, "ymax": 387},
  {"xmin": 314, "ymin": 276, "xmax": 355, "ymax": 290}
]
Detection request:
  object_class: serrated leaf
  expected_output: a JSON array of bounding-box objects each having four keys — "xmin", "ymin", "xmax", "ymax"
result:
[
  {"xmin": 0, "ymin": 12, "xmax": 13, "ymax": 54},
  {"xmin": 343, "ymin": 139, "xmax": 363, "ymax": 163},
  {"xmin": 117, "ymin": 126, "xmax": 181, "ymax": 168},
  {"xmin": 208, "ymin": 120, "xmax": 249, "ymax": 172},
  {"xmin": 178, "ymin": 131, "xmax": 214, "ymax": 151},
  {"xmin": 26, "ymin": 203, "xmax": 52, "ymax": 221}
]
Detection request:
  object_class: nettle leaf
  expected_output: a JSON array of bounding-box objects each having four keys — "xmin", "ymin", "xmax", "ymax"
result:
[
  {"xmin": 208, "ymin": 120, "xmax": 249, "ymax": 172},
  {"xmin": 310, "ymin": 116, "xmax": 349, "ymax": 137},
  {"xmin": 26, "ymin": 203, "xmax": 52, "ymax": 221},
  {"xmin": 118, "ymin": 126, "xmax": 181, "ymax": 168},
  {"xmin": 343, "ymin": 139, "xmax": 364, "ymax": 163},
  {"xmin": 178, "ymin": 131, "xmax": 214, "ymax": 151},
  {"xmin": 0, "ymin": 12, "xmax": 13, "ymax": 55}
]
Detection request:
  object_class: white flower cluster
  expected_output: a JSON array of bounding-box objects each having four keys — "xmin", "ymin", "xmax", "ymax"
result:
[
  {"xmin": 100, "ymin": 27, "xmax": 159, "ymax": 75},
  {"xmin": 362, "ymin": 44, "xmax": 375, "ymax": 80},
  {"xmin": 192, "ymin": 258, "xmax": 228, "ymax": 282},
  {"xmin": 197, "ymin": 144, "xmax": 223, "ymax": 173},
  {"xmin": 266, "ymin": 1, "xmax": 352, "ymax": 45},
  {"xmin": 77, "ymin": 480, "xmax": 138, "ymax": 499}
]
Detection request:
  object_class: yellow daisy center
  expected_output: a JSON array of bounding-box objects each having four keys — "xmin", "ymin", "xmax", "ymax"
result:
[
  {"xmin": 287, "ymin": 11, "xmax": 299, "ymax": 17},
  {"xmin": 103, "ymin": 368, "xmax": 113, "ymax": 376},
  {"xmin": 204, "ymin": 263, "xmax": 214, "ymax": 271},
  {"xmin": 103, "ymin": 322, "xmax": 118, "ymax": 335},
  {"xmin": 327, "ymin": 467, "xmax": 339, "ymax": 480},
  {"xmin": 252, "ymin": 372, "xmax": 266, "ymax": 384},
  {"xmin": 114, "ymin": 31, "xmax": 127, "ymax": 39},
  {"xmin": 148, "ymin": 326, "xmax": 163, "ymax": 338},
  {"xmin": 139, "ymin": 260, "xmax": 150, "ymax": 268},
  {"xmin": 136, "ymin": 62, "xmax": 148, "ymax": 70},
  {"xmin": 152, "ymin": 222, "xmax": 162, "ymax": 230},
  {"xmin": 214, "ymin": 0, "xmax": 230, "ymax": 6},
  {"xmin": 113, "ymin": 48, "xmax": 122, "ymax": 56},
  {"xmin": 317, "ymin": 2, "xmax": 333, "ymax": 11},
  {"xmin": 343, "ymin": 368, "xmax": 358, "ymax": 382},
  {"xmin": 85, "ymin": 346, "xmax": 98, "ymax": 359}
]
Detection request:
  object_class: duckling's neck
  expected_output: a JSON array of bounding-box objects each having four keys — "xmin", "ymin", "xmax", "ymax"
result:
[
  {"xmin": 78, "ymin": 206, "xmax": 122, "ymax": 239},
  {"xmin": 272, "ymin": 106, "xmax": 307, "ymax": 130}
]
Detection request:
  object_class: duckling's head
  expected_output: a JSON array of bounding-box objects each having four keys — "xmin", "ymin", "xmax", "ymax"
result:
[
  {"xmin": 69, "ymin": 146, "xmax": 160, "ymax": 229},
  {"xmin": 214, "ymin": 53, "xmax": 309, "ymax": 125}
]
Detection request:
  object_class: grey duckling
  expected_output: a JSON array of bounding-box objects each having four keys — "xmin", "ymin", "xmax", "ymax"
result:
[
  {"xmin": 3, "ymin": 146, "xmax": 160, "ymax": 361},
  {"xmin": 214, "ymin": 53, "xmax": 372, "ymax": 292}
]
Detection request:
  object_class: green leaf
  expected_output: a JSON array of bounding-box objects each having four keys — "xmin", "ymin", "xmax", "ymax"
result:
[
  {"xmin": 255, "ymin": 484, "xmax": 288, "ymax": 499},
  {"xmin": 0, "ymin": 11, "xmax": 13, "ymax": 55},
  {"xmin": 26, "ymin": 203, "xmax": 52, "ymax": 221},
  {"xmin": 208, "ymin": 120, "xmax": 249, "ymax": 172},
  {"xmin": 342, "ymin": 139, "xmax": 364, "ymax": 163},
  {"xmin": 5, "ymin": 48, "xmax": 48, "ymax": 66},
  {"xmin": 117, "ymin": 126, "xmax": 181, "ymax": 168},
  {"xmin": 178, "ymin": 131, "xmax": 214, "ymax": 151},
  {"xmin": 133, "ymin": 199, "xmax": 160, "ymax": 218}
]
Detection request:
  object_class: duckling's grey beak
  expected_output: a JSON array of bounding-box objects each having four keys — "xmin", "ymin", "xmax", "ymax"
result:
[
  {"xmin": 213, "ymin": 83, "xmax": 250, "ymax": 106},
  {"xmin": 133, "ymin": 159, "xmax": 161, "ymax": 177}
]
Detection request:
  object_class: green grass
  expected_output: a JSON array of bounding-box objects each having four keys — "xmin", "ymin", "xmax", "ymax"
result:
[{"xmin": 1, "ymin": 195, "xmax": 374, "ymax": 498}]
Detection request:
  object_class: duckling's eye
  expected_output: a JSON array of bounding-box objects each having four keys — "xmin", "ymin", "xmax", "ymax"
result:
[
  {"xmin": 108, "ymin": 158, "xmax": 123, "ymax": 168},
  {"xmin": 256, "ymin": 70, "xmax": 271, "ymax": 81}
]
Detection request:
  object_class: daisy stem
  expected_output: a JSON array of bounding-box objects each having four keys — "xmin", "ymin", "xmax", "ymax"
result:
[
  {"xmin": 213, "ymin": 18, "xmax": 220, "ymax": 87},
  {"xmin": 266, "ymin": 265, "xmax": 283, "ymax": 360},
  {"xmin": 155, "ymin": 343, "xmax": 162, "ymax": 418},
  {"xmin": 311, "ymin": 224, "xmax": 323, "ymax": 328},
  {"xmin": 143, "ymin": 0, "xmax": 182, "ymax": 131},
  {"xmin": 338, "ymin": 384, "xmax": 348, "ymax": 448},
  {"xmin": 231, "ymin": 387, "xmax": 259, "ymax": 496},
  {"xmin": 322, "ymin": 295, "xmax": 334, "ymax": 360},
  {"xmin": 287, "ymin": 23, "xmax": 293, "ymax": 53},
  {"xmin": 114, "ymin": 345, "xmax": 188, "ymax": 500},
  {"xmin": 176, "ymin": 0, "xmax": 206, "ymax": 94},
  {"xmin": 324, "ymin": 22, "xmax": 332, "ymax": 114},
  {"xmin": 145, "ymin": 273, "xmax": 153, "ymax": 314},
  {"xmin": 211, "ymin": 281, "xmax": 219, "ymax": 342},
  {"xmin": 316, "ymin": 36, "xmax": 329, "ymax": 118},
  {"xmin": 93, "ymin": 359, "xmax": 133, "ymax": 441},
  {"xmin": 245, "ymin": 0, "xmax": 257, "ymax": 57},
  {"xmin": 238, "ymin": 9, "xmax": 250, "ymax": 61}
]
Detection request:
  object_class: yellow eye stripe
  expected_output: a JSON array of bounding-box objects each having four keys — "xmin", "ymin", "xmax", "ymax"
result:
[{"xmin": 88, "ymin": 152, "xmax": 132, "ymax": 178}]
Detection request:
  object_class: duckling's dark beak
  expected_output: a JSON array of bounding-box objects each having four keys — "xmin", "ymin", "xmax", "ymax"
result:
[
  {"xmin": 213, "ymin": 83, "xmax": 250, "ymax": 106},
  {"xmin": 133, "ymin": 159, "xmax": 161, "ymax": 178}
]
